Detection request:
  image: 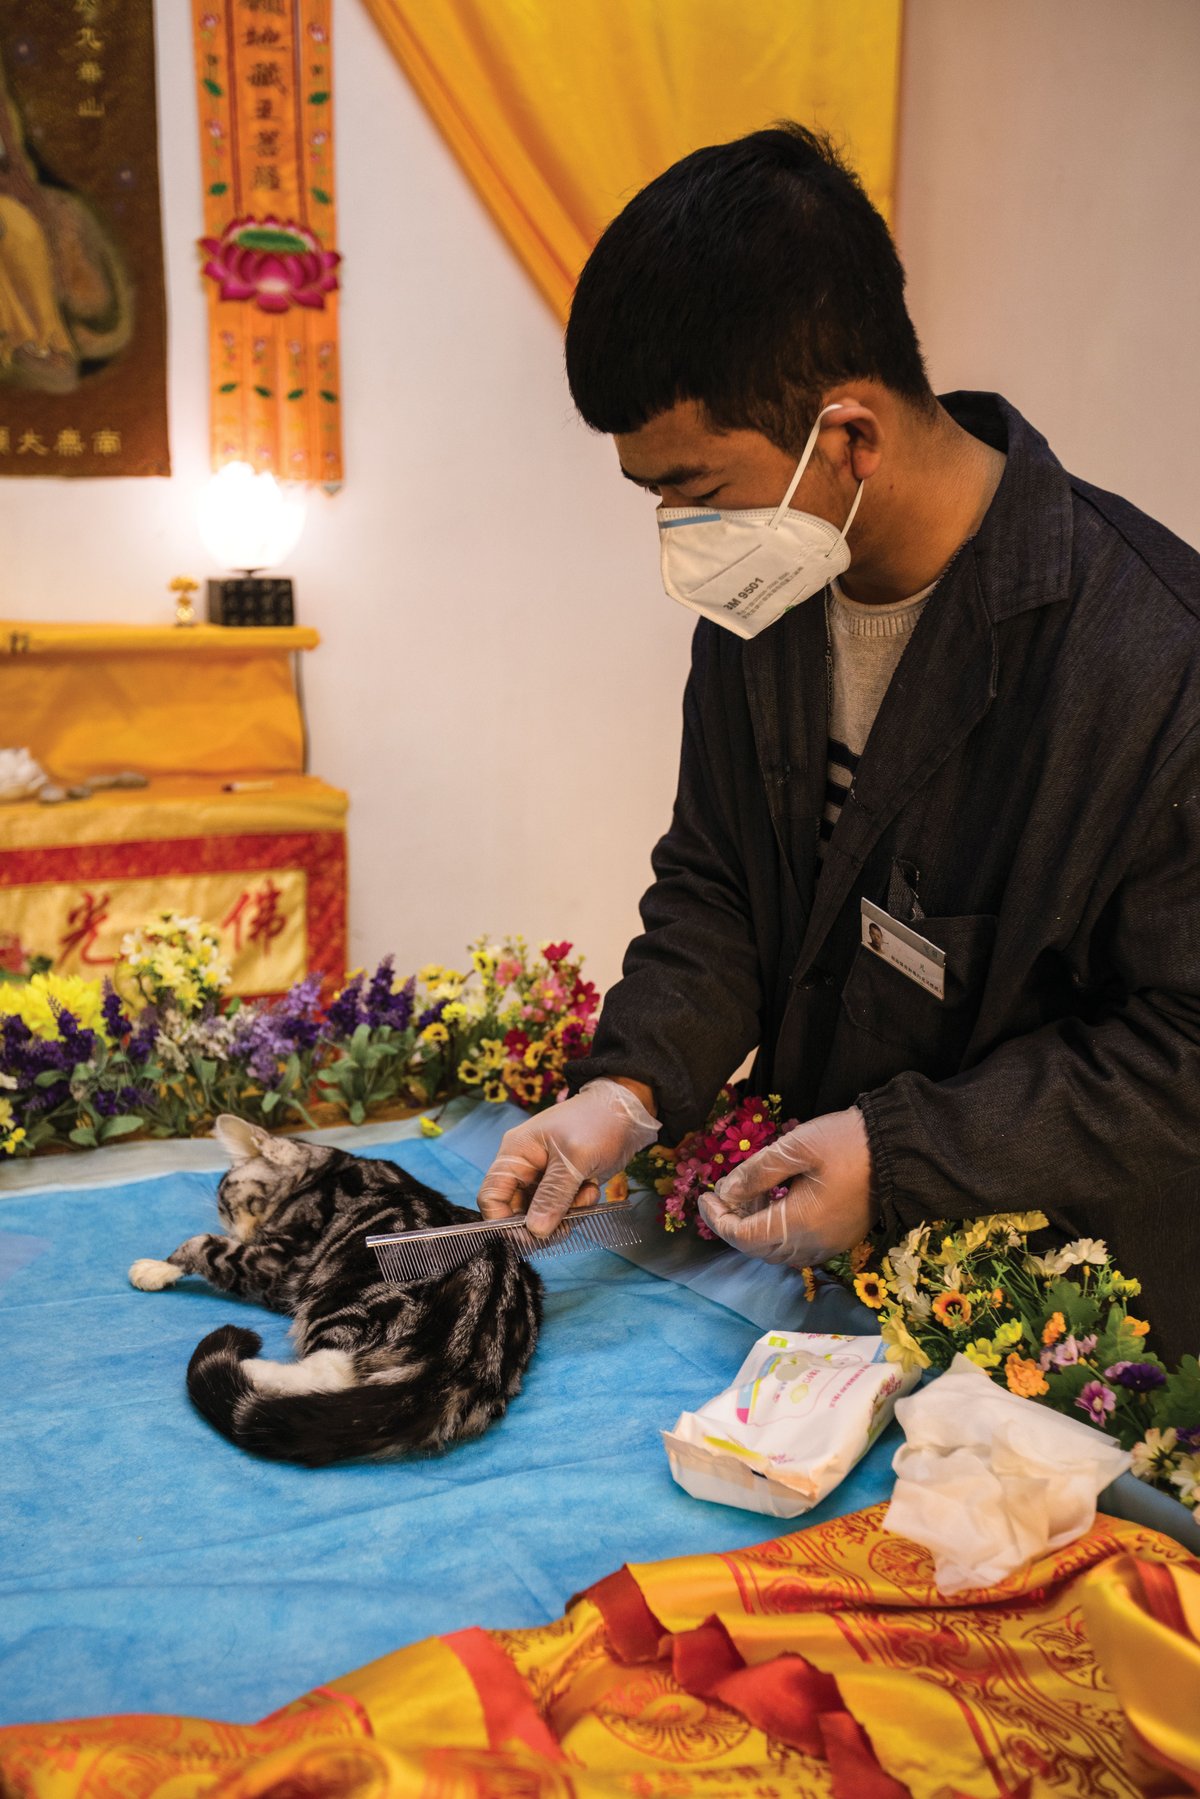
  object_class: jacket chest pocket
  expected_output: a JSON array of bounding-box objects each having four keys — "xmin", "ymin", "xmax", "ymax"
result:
[{"xmin": 820, "ymin": 912, "xmax": 998, "ymax": 1107}]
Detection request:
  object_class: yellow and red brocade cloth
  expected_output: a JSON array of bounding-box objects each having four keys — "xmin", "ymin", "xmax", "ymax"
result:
[
  {"xmin": 0, "ymin": 623, "xmax": 346, "ymax": 994},
  {"xmin": 0, "ymin": 1505, "xmax": 1196, "ymax": 1799}
]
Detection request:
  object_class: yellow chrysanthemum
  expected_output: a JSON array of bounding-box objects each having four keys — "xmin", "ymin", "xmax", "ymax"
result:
[
  {"xmin": 419, "ymin": 1022, "xmax": 449, "ymax": 1047},
  {"xmin": 964, "ymin": 1339, "xmax": 1001, "ymax": 1370},
  {"xmin": 993, "ymin": 1319, "xmax": 1024, "ymax": 1350},
  {"xmin": 440, "ymin": 1002, "xmax": 468, "ymax": 1027},
  {"xmin": 457, "ymin": 1059, "xmax": 484, "ymax": 1086},
  {"xmin": 0, "ymin": 972, "xmax": 108, "ymax": 1040},
  {"xmin": 418, "ymin": 1117, "xmax": 443, "ymax": 1139},
  {"xmin": 881, "ymin": 1313, "xmax": 931, "ymax": 1374},
  {"xmin": 483, "ymin": 1080, "xmax": 507, "ymax": 1104}
]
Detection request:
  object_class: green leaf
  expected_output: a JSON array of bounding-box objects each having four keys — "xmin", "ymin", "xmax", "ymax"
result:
[
  {"xmin": 35, "ymin": 1068, "xmax": 65, "ymax": 1087},
  {"xmin": 308, "ymin": 90, "xmax": 330, "ymax": 104},
  {"xmin": 1152, "ymin": 1354, "xmax": 1200, "ymax": 1431},
  {"xmin": 1045, "ymin": 1278, "xmax": 1100, "ymax": 1337},
  {"xmin": 318, "ymin": 389, "xmax": 338, "ymax": 403},
  {"xmin": 218, "ymin": 381, "xmax": 239, "ymax": 393},
  {"xmin": 286, "ymin": 387, "xmax": 305, "ymax": 400},
  {"xmin": 349, "ymin": 1100, "xmax": 365, "ymax": 1125},
  {"xmin": 101, "ymin": 1115, "xmax": 143, "ymax": 1140},
  {"xmin": 208, "ymin": 181, "xmax": 228, "ymax": 196},
  {"xmin": 311, "ymin": 186, "xmax": 332, "ymax": 205},
  {"xmin": 253, "ymin": 384, "xmax": 272, "ymax": 399},
  {"xmin": 261, "ymin": 1090, "xmax": 280, "ymax": 1115},
  {"xmin": 69, "ymin": 1125, "xmax": 98, "ymax": 1147},
  {"xmin": 197, "ymin": 1058, "xmax": 219, "ymax": 1085},
  {"xmin": 203, "ymin": 78, "xmax": 223, "ymax": 97}
]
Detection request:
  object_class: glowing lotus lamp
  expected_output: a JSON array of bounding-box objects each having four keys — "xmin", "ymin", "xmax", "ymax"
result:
[{"xmin": 197, "ymin": 461, "xmax": 306, "ymax": 625}]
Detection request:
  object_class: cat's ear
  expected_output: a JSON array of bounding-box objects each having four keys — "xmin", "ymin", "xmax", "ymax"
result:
[{"xmin": 212, "ymin": 1114, "xmax": 274, "ymax": 1162}]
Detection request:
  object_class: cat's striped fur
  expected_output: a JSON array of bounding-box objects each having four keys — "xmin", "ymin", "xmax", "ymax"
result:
[{"xmin": 129, "ymin": 1114, "xmax": 542, "ymax": 1467}]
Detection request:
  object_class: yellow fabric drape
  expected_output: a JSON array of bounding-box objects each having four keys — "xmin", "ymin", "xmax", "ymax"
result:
[
  {"xmin": 361, "ymin": 0, "xmax": 904, "ymax": 321},
  {"xmin": 2, "ymin": 1507, "xmax": 1197, "ymax": 1798}
]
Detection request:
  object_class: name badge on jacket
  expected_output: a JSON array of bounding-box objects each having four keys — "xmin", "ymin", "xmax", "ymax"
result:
[{"xmin": 861, "ymin": 897, "xmax": 946, "ymax": 1001}]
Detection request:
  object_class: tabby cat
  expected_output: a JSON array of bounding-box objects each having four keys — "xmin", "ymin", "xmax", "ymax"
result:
[{"xmin": 129, "ymin": 1114, "xmax": 542, "ymax": 1467}]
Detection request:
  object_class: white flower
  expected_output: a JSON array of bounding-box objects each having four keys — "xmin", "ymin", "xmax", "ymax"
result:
[
  {"xmin": 907, "ymin": 1290, "xmax": 933, "ymax": 1321},
  {"xmin": 1130, "ymin": 1427, "xmax": 1179, "ymax": 1481},
  {"xmin": 941, "ymin": 1262, "xmax": 965, "ymax": 1293},
  {"xmin": 1059, "ymin": 1237, "xmax": 1108, "ymax": 1269},
  {"xmin": 1169, "ymin": 1453, "xmax": 1200, "ymax": 1509},
  {"xmin": 1027, "ymin": 1249, "xmax": 1071, "ymax": 1278},
  {"xmin": 885, "ymin": 1243, "xmax": 922, "ymax": 1305},
  {"xmin": 0, "ymin": 1072, "xmax": 15, "ymax": 1090}
]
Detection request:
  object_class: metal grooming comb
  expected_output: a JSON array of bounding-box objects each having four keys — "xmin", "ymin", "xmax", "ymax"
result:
[{"xmin": 367, "ymin": 1200, "xmax": 644, "ymax": 1284}]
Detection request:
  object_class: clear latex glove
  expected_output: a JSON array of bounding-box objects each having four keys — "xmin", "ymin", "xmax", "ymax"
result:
[
  {"xmin": 476, "ymin": 1077, "xmax": 660, "ymax": 1237},
  {"xmin": 698, "ymin": 1106, "xmax": 873, "ymax": 1268}
]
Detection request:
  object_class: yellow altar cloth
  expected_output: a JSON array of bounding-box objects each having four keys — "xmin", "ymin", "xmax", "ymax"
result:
[
  {"xmin": 0, "ymin": 1505, "xmax": 1195, "ymax": 1798},
  {"xmin": 0, "ymin": 624, "xmax": 347, "ymax": 994},
  {"xmin": 0, "ymin": 621, "xmax": 320, "ymax": 781}
]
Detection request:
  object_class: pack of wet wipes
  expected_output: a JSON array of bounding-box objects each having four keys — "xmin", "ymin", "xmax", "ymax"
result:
[{"xmin": 663, "ymin": 1330, "xmax": 918, "ymax": 1518}]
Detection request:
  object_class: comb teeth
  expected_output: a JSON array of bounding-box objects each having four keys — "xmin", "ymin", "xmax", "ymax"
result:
[{"xmin": 367, "ymin": 1200, "xmax": 644, "ymax": 1285}]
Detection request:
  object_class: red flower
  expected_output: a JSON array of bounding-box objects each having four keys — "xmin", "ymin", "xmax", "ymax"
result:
[
  {"xmin": 542, "ymin": 941, "xmax": 572, "ymax": 966},
  {"xmin": 200, "ymin": 216, "xmax": 340, "ymax": 314}
]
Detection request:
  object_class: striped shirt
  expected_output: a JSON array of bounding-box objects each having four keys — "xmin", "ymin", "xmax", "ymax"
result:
[{"xmin": 819, "ymin": 575, "xmax": 938, "ymax": 857}]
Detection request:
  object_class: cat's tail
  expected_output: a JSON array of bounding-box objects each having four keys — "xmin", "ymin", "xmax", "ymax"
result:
[{"xmin": 186, "ymin": 1324, "xmax": 471, "ymax": 1467}]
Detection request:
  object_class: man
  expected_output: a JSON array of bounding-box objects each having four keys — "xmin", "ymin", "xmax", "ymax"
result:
[{"xmin": 478, "ymin": 124, "xmax": 1200, "ymax": 1364}]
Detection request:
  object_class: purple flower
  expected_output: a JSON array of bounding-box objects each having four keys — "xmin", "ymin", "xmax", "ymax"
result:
[
  {"xmin": 363, "ymin": 958, "xmax": 414, "ymax": 1031},
  {"xmin": 101, "ymin": 981, "xmax": 131, "ymax": 1041},
  {"xmin": 1076, "ymin": 1380, "xmax": 1117, "ymax": 1425},
  {"xmin": 325, "ymin": 973, "xmax": 363, "ymax": 1037},
  {"xmin": 417, "ymin": 999, "xmax": 446, "ymax": 1030},
  {"xmin": 1177, "ymin": 1425, "xmax": 1200, "ymax": 1451},
  {"xmin": 93, "ymin": 1089, "xmax": 120, "ymax": 1118},
  {"xmin": 1104, "ymin": 1361, "xmax": 1167, "ymax": 1392}
]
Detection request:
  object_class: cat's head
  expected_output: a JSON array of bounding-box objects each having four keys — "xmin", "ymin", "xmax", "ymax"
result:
[{"xmin": 212, "ymin": 1114, "xmax": 336, "ymax": 1240}]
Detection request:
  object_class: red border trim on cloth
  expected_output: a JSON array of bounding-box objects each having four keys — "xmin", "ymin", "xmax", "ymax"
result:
[
  {"xmin": 584, "ymin": 1565, "xmax": 669, "ymax": 1662},
  {"xmin": 0, "ymin": 832, "xmax": 347, "ymax": 991},
  {"xmin": 441, "ymin": 1627, "xmax": 564, "ymax": 1762}
]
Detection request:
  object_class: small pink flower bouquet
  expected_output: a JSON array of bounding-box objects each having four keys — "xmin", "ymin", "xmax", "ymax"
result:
[{"xmin": 631, "ymin": 1088, "xmax": 796, "ymax": 1237}]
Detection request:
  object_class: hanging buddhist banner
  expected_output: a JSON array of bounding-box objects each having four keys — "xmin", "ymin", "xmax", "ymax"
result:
[
  {"xmin": 0, "ymin": 0, "xmax": 170, "ymax": 478},
  {"xmin": 193, "ymin": 0, "xmax": 343, "ymax": 488}
]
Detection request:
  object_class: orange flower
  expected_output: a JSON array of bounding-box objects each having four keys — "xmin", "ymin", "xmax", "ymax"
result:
[
  {"xmin": 1005, "ymin": 1353, "xmax": 1049, "ymax": 1398},
  {"xmin": 849, "ymin": 1240, "xmax": 872, "ymax": 1274},
  {"xmin": 1042, "ymin": 1311, "xmax": 1066, "ymax": 1347},
  {"xmin": 604, "ymin": 1173, "xmax": 629, "ymax": 1204},
  {"xmin": 802, "ymin": 1266, "xmax": 818, "ymax": 1303},
  {"xmin": 932, "ymin": 1291, "xmax": 972, "ymax": 1328},
  {"xmin": 992, "ymin": 1288, "xmax": 1005, "ymax": 1307},
  {"xmin": 1127, "ymin": 1316, "xmax": 1151, "ymax": 1337}
]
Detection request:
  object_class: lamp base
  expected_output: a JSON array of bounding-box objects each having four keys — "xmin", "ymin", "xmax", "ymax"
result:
[{"xmin": 207, "ymin": 576, "xmax": 295, "ymax": 627}]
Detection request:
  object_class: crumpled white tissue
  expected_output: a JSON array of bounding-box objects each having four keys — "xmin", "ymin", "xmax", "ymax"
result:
[{"xmin": 884, "ymin": 1353, "xmax": 1130, "ymax": 1593}]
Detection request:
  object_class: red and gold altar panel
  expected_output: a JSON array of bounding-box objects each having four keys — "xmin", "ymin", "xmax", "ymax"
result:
[{"xmin": 0, "ymin": 624, "xmax": 347, "ymax": 997}]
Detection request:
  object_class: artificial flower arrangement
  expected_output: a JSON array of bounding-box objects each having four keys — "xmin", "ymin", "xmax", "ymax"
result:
[
  {"xmin": 0, "ymin": 913, "xmax": 597, "ymax": 1157},
  {"xmin": 631, "ymin": 1087, "xmax": 1200, "ymax": 1512}
]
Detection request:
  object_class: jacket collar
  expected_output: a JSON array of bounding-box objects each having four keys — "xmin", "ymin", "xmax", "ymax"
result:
[{"xmin": 939, "ymin": 392, "xmax": 1074, "ymax": 621}]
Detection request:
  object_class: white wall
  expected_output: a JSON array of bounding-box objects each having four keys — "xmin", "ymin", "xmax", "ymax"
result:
[{"xmin": 3, "ymin": 0, "xmax": 1197, "ymax": 994}]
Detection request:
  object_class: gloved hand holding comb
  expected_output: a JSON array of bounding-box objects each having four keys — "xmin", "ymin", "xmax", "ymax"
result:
[{"xmin": 477, "ymin": 1077, "xmax": 660, "ymax": 1237}]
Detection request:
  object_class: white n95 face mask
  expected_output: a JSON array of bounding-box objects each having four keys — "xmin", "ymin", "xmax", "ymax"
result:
[{"xmin": 657, "ymin": 402, "xmax": 864, "ymax": 640}]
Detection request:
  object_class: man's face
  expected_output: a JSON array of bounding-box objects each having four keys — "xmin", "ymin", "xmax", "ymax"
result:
[{"xmin": 614, "ymin": 397, "xmax": 845, "ymax": 524}]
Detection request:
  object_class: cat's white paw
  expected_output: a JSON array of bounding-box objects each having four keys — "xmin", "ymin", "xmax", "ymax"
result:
[{"xmin": 128, "ymin": 1258, "xmax": 183, "ymax": 1291}]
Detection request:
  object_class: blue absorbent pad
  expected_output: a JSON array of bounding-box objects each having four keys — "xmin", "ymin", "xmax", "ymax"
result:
[{"xmin": 0, "ymin": 1108, "xmax": 901, "ymax": 1728}]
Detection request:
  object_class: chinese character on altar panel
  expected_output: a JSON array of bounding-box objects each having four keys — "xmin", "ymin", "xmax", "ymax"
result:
[
  {"xmin": 222, "ymin": 877, "xmax": 288, "ymax": 953},
  {"xmin": 60, "ymin": 891, "xmax": 117, "ymax": 967}
]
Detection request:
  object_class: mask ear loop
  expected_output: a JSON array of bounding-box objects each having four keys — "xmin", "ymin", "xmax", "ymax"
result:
[{"xmin": 769, "ymin": 402, "xmax": 863, "ymax": 538}]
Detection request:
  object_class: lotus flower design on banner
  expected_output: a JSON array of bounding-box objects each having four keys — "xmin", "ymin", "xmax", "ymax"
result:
[{"xmin": 201, "ymin": 217, "xmax": 341, "ymax": 314}]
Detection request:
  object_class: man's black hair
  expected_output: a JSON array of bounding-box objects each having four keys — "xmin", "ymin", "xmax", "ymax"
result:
[{"xmin": 565, "ymin": 122, "xmax": 934, "ymax": 453}]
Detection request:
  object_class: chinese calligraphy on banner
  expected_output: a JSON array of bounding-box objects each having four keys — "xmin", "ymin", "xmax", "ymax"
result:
[
  {"xmin": 194, "ymin": 0, "xmax": 343, "ymax": 487},
  {"xmin": 0, "ymin": 828, "xmax": 348, "ymax": 999},
  {"xmin": 0, "ymin": 0, "xmax": 170, "ymax": 477}
]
